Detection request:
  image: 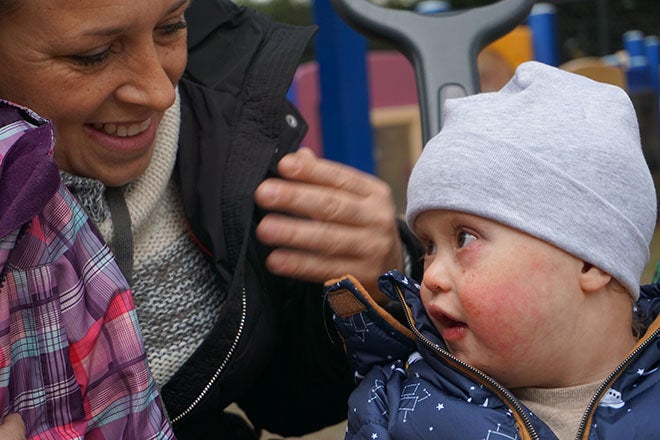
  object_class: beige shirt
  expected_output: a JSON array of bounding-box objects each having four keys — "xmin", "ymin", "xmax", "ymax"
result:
[{"xmin": 512, "ymin": 381, "xmax": 602, "ymax": 440}]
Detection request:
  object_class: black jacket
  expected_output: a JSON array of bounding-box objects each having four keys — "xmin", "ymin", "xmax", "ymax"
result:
[
  {"xmin": 165, "ymin": 1, "xmax": 353, "ymax": 438},
  {"xmin": 165, "ymin": 1, "xmax": 423, "ymax": 438}
]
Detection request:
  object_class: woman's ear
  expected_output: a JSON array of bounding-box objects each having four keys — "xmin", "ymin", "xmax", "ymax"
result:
[{"xmin": 579, "ymin": 262, "xmax": 613, "ymax": 292}]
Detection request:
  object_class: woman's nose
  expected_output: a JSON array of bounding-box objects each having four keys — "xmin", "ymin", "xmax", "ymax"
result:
[{"xmin": 114, "ymin": 44, "xmax": 176, "ymax": 111}]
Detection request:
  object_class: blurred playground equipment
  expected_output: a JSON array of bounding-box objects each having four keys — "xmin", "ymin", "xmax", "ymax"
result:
[{"xmin": 287, "ymin": 0, "xmax": 660, "ymax": 214}]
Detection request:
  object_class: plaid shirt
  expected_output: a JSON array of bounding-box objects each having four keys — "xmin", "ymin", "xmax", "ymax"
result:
[{"xmin": 0, "ymin": 100, "xmax": 174, "ymax": 439}]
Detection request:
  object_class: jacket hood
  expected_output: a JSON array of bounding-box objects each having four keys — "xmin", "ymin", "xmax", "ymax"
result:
[
  {"xmin": 637, "ymin": 282, "xmax": 660, "ymax": 333},
  {"xmin": 377, "ymin": 271, "xmax": 445, "ymax": 347},
  {"xmin": 0, "ymin": 100, "xmax": 60, "ymax": 240},
  {"xmin": 377, "ymin": 271, "xmax": 506, "ymax": 397}
]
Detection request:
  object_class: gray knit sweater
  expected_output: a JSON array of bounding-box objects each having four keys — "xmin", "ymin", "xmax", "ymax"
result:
[{"xmin": 61, "ymin": 92, "xmax": 224, "ymax": 387}]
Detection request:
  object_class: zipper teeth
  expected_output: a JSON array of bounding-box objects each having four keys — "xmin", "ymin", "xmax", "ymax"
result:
[
  {"xmin": 393, "ymin": 284, "xmax": 539, "ymax": 440},
  {"xmin": 575, "ymin": 326, "xmax": 660, "ymax": 439},
  {"xmin": 170, "ymin": 287, "xmax": 247, "ymax": 424}
]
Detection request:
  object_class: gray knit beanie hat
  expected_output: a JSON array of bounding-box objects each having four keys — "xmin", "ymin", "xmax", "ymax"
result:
[{"xmin": 406, "ymin": 61, "xmax": 657, "ymax": 299}]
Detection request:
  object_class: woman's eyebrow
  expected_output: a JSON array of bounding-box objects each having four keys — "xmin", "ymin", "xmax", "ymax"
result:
[
  {"xmin": 82, "ymin": 0, "xmax": 189, "ymax": 37},
  {"xmin": 83, "ymin": 26, "xmax": 126, "ymax": 37},
  {"xmin": 168, "ymin": 0, "xmax": 189, "ymax": 14}
]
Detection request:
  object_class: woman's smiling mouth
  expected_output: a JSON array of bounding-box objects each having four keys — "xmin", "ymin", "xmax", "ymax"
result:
[
  {"xmin": 85, "ymin": 116, "xmax": 158, "ymax": 156},
  {"xmin": 92, "ymin": 118, "xmax": 151, "ymax": 137}
]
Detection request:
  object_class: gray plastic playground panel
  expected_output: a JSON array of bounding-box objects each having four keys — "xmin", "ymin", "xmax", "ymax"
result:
[{"xmin": 329, "ymin": 0, "xmax": 535, "ymax": 143}]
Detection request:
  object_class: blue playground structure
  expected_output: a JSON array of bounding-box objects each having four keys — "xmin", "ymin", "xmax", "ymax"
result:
[
  {"xmin": 310, "ymin": 0, "xmax": 541, "ymax": 172},
  {"xmin": 305, "ymin": 0, "xmax": 660, "ymax": 174}
]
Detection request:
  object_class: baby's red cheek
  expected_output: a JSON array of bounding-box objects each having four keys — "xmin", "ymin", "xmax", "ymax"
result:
[
  {"xmin": 462, "ymin": 298, "xmax": 481, "ymax": 317},
  {"xmin": 463, "ymin": 283, "xmax": 532, "ymax": 346}
]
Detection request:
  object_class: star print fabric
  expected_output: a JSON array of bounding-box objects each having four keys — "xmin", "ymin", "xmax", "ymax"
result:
[{"xmin": 326, "ymin": 271, "xmax": 660, "ymax": 439}]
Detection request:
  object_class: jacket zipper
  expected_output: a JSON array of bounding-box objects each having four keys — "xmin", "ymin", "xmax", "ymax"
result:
[
  {"xmin": 170, "ymin": 287, "xmax": 248, "ymax": 424},
  {"xmin": 393, "ymin": 284, "xmax": 540, "ymax": 440},
  {"xmin": 575, "ymin": 325, "xmax": 660, "ymax": 439}
]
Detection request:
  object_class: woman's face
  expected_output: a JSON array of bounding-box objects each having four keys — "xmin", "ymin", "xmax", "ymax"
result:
[{"xmin": 0, "ymin": 0, "xmax": 189, "ymax": 186}]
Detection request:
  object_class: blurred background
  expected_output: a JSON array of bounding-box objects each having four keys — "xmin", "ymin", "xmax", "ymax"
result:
[
  {"xmin": 235, "ymin": 0, "xmax": 660, "ymax": 62},
  {"xmin": 233, "ymin": 0, "xmax": 660, "ymax": 285}
]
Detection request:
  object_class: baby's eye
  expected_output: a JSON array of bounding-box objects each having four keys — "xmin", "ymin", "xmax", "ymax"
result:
[
  {"xmin": 456, "ymin": 230, "xmax": 477, "ymax": 248},
  {"xmin": 422, "ymin": 240, "xmax": 436, "ymax": 257}
]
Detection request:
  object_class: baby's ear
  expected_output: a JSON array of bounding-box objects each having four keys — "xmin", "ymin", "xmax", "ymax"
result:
[{"xmin": 578, "ymin": 262, "xmax": 613, "ymax": 293}]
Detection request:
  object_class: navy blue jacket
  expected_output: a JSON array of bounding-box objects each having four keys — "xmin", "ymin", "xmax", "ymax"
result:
[{"xmin": 326, "ymin": 271, "xmax": 660, "ymax": 439}]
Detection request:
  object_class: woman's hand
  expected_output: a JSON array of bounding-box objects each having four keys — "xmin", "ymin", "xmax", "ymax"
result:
[
  {"xmin": 255, "ymin": 147, "xmax": 404, "ymax": 298},
  {"xmin": 0, "ymin": 414, "xmax": 26, "ymax": 440}
]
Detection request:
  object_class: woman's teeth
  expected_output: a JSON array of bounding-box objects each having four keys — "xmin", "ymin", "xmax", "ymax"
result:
[{"xmin": 93, "ymin": 118, "xmax": 150, "ymax": 137}]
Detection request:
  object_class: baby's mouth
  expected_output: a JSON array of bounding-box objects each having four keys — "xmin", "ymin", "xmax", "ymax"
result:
[
  {"xmin": 437, "ymin": 313, "xmax": 464, "ymax": 329},
  {"xmin": 427, "ymin": 308, "xmax": 467, "ymax": 341}
]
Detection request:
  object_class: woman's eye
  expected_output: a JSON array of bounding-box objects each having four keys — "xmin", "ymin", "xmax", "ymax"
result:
[
  {"xmin": 157, "ymin": 19, "xmax": 187, "ymax": 37},
  {"xmin": 456, "ymin": 230, "xmax": 477, "ymax": 248},
  {"xmin": 69, "ymin": 47, "xmax": 112, "ymax": 66}
]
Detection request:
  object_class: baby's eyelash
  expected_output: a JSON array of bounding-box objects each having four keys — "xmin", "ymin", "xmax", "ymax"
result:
[
  {"xmin": 421, "ymin": 240, "xmax": 435, "ymax": 256},
  {"xmin": 455, "ymin": 228, "xmax": 478, "ymax": 248}
]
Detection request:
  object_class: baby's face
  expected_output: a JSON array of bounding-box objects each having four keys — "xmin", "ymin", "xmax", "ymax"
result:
[{"xmin": 414, "ymin": 210, "xmax": 585, "ymax": 388}]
